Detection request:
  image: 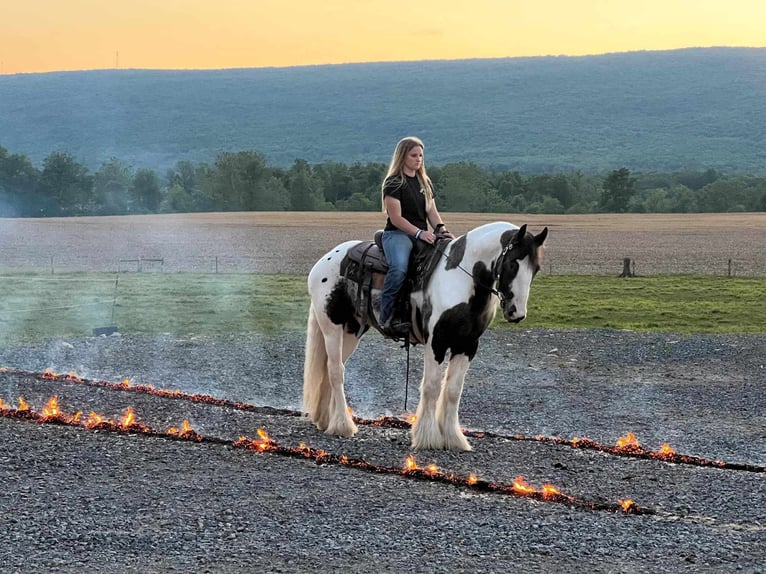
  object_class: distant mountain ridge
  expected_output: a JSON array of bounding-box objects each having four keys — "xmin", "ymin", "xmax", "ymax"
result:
[{"xmin": 1, "ymin": 47, "xmax": 765, "ymax": 174}]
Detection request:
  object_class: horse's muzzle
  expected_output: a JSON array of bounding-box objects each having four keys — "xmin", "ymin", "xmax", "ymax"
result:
[{"xmin": 504, "ymin": 304, "xmax": 526, "ymax": 323}]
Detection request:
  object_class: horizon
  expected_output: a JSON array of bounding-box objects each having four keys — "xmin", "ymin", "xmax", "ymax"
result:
[
  {"xmin": 3, "ymin": 0, "xmax": 765, "ymax": 75},
  {"xmin": 3, "ymin": 46, "xmax": 763, "ymax": 78}
]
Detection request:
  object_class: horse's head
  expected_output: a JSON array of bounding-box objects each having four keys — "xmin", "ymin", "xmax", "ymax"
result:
[{"xmin": 494, "ymin": 224, "xmax": 548, "ymax": 323}]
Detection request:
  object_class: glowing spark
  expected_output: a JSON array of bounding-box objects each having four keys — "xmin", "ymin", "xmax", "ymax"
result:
[
  {"xmin": 467, "ymin": 473, "xmax": 478, "ymax": 486},
  {"xmin": 425, "ymin": 463, "xmax": 439, "ymax": 475}
]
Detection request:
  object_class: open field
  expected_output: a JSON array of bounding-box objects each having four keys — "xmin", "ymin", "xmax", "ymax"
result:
[
  {"xmin": 1, "ymin": 273, "xmax": 765, "ymax": 345},
  {"xmin": 1, "ymin": 212, "xmax": 765, "ymax": 276},
  {"xmin": 1, "ymin": 211, "xmax": 765, "ymax": 572}
]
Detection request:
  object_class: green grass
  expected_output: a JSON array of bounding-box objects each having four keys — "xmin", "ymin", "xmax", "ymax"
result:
[
  {"xmin": 522, "ymin": 275, "xmax": 766, "ymax": 334},
  {"xmin": 1, "ymin": 272, "xmax": 764, "ymax": 344}
]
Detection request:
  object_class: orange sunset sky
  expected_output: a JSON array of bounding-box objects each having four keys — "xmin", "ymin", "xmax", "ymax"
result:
[{"xmin": 1, "ymin": 0, "xmax": 764, "ymax": 74}]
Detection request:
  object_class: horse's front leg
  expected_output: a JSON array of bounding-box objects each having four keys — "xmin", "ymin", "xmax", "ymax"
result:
[
  {"xmin": 323, "ymin": 327, "xmax": 358, "ymax": 437},
  {"xmin": 411, "ymin": 346, "xmax": 445, "ymax": 450},
  {"xmin": 436, "ymin": 353, "xmax": 472, "ymax": 451}
]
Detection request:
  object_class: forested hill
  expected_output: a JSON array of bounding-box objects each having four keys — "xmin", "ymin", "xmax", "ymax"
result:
[{"xmin": 1, "ymin": 47, "xmax": 765, "ymax": 174}]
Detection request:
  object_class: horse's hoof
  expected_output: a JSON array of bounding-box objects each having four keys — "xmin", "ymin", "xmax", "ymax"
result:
[{"xmin": 325, "ymin": 420, "xmax": 358, "ymax": 437}]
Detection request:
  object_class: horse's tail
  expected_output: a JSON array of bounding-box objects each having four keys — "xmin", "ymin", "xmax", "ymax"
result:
[{"xmin": 302, "ymin": 302, "xmax": 329, "ymax": 423}]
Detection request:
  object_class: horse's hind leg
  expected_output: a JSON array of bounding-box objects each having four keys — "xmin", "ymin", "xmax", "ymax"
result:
[
  {"xmin": 323, "ymin": 326, "xmax": 359, "ymax": 437},
  {"xmin": 411, "ymin": 347, "xmax": 445, "ymax": 450},
  {"xmin": 436, "ymin": 353, "xmax": 472, "ymax": 451}
]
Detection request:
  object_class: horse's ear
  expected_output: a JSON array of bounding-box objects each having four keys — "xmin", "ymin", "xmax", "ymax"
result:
[
  {"xmin": 514, "ymin": 224, "xmax": 528, "ymax": 243},
  {"xmin": 534, "ymin": 227, "xmax": 549, "ymax": 246}
]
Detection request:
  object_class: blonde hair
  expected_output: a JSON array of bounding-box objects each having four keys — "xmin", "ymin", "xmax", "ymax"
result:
[{"xmin": 381, "ymin": 136, "xmax": 434, "ymax": 213}]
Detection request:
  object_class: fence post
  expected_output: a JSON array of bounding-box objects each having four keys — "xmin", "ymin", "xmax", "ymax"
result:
[
  {"xmin": 728, "ymin": 259, "xmax": 732, "ymax": 277},
  {"xmin": 50, "ymin": 255, "xmax": 54, "ymax": 275},
  {"xmin": 215, "ymin": 256, "xmax": 219, "ymax": 274},
  {"xmin": 619, "ymin": 257, "xmax": 634, "ymax": 277}
]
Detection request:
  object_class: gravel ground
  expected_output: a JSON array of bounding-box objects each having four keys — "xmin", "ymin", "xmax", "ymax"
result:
[{"xmin": 1, "ymin": 328, "xmax": 764, "ymax": 573}]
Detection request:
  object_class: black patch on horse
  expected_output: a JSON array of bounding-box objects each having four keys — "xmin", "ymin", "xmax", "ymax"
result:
[
  {"xmin": 445, "ymin": 235, "xmax": 467, "ymax": 270},
  {"xmin": 430, "ymin": 261, "xmax": 496, "ymax": 363},
  {"xmin": 325, "ymin": 280, "xmax": 363, "ymax": 335}
]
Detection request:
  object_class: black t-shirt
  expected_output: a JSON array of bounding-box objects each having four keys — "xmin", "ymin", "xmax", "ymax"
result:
[{"xmin": 383, "ymin": 175, "xmax": 428, "ymax": 232}]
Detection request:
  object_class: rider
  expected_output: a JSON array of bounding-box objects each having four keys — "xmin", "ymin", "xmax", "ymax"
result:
[{"xmin": 379, "ymin": 136, "xmax": 454, "ymax": 335}]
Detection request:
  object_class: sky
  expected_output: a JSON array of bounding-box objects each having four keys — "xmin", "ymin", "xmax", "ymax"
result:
[{"xmin": 1, "ymin": 0, "xmax": 765, "ymax": 74}]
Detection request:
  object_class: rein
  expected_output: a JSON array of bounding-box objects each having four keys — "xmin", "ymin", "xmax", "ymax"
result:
[{"xmin": 430, "ymin": 239, "xmax": 510, "ymax": 306}]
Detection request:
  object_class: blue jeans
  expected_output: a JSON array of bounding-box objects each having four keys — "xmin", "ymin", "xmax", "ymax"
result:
[{"xmin": 380, "ymin": 230, "xmax": 414, "ymax": 323}]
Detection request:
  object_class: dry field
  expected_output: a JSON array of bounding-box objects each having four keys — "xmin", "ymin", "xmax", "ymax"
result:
[{"xmin": 1, "ymin": 212, "xmax": 765, "ymax": 276}]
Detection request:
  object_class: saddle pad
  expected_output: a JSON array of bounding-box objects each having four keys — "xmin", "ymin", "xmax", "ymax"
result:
[{"xmin": 346, "ymin": 241, "xmax": 389, "ymax": 274}]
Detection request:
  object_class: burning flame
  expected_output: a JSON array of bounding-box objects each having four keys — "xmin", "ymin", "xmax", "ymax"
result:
[
  {"xmin": 42, "ymin": 368, "xmax": 58, "ymax": 379},
  {"xmin": 660, "ymin": 443, "xmax": 676, "ymax": 455},
  {"xmin": 512, "ymin": 476, "xmax": 537, "ymax": 495},
  {"xmin": 120, "ymin": 406, "xmax": 136, "ymax": 427},
  {"xmin": 121, "ymin": 378, "xmax": 131, "ymax": 387},
  {"xmin": 405, "ymin": 413, "xmax": 417, "ymax": 424},
  {"xmin": 616, "ymin": 432, "xmax": 641, "ymax": 449},
  {"xmin": 467, "ymin": 473, "xmax": 478, "ymax": 486},
  {"xmin": 0, "ymin": 397, "xmax": 10, "ymax": 410},
  {"xmin": 248, "ymin": 428, "xmax": 274, "ymax": 452},
  {"xmin": 618, "ymin": 499, "xmax": 636, "ymax": 512},
  {"xmin": 17, "ymin": 396, "xmax": 30, "ymax": 411},
  {"xmin": 542, "ymin": 484, "xmax": 562, "ymax": 498},
  {"xmin": 42, "ymin": 396, "xmax": 59, "ymax": 418},
  {"xmin": 85, "ymin": 412, "xmax": 105, "ymax": 427},
  {"xmin": 425, "ymin": 463, "xmax": 439, "ymax": 476},
  {"xmin": 404, "ymin": 454, "xmax": 418, "ymax": 471},
  {"xmin": 168, "ymin": 420, "xmax": 194, "ymax": 436}
]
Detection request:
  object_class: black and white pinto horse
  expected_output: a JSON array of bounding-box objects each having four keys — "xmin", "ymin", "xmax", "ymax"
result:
[{"xmin": 303, "ymin": 222, "xmax": 548, "ymax": 451}]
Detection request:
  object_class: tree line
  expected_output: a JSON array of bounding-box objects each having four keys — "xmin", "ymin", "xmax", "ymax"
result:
[{"xmin": 1, "ymin": 145, "xmax": 765, "ymax": 217}]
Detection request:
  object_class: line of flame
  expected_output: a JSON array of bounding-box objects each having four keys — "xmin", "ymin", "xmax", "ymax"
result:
[{"xmin": 5, "ymin": 367, "xmax": 763, "ymax": 473}]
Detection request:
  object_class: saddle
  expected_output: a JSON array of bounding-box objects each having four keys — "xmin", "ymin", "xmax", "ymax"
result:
[{"xmin": 340, "ymin": 231, "xmax": 449, "ymax": 336}]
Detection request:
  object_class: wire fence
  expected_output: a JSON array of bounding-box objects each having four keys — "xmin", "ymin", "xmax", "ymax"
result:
[{"xmin": 0, "ymin": 252, "xmax": 764, "ymax": 277}]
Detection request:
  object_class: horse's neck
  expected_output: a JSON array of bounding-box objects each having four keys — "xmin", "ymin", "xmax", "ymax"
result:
[{"xmin": 464, "ymin": 224, "xmax": 511, "ymax": 264}]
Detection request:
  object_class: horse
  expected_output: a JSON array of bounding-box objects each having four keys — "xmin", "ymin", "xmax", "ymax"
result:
[{"xmin": 302, "ymin": 222, "xmax": 548, "ymax": 451}]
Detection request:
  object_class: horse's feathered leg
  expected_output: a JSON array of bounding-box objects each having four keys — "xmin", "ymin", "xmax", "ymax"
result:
[
  {"xmin": 302, "ymin": 303, "xmax": 332, "ymax": 431},
  {"xmin": 411, "ymin": 346, "xmax": 445, "ymax": 450},
  {"xmin": 322, "ymin": 323, "xmax": 358, "ymax": 437},
  {"xmin": 436, "ymin": 353, "xmax": 472, "ymax": 451}
]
